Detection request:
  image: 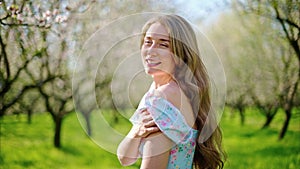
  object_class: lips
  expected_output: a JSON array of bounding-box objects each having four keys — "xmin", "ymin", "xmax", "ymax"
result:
[{"xmin": 145, "ymin": 59, "xmax": 161, "ymax": 67}]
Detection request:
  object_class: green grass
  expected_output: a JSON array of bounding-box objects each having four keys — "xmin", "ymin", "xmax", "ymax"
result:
[
  {"xmin": 0, "ymin": 112, "xmax": 139, "ymax": 169},
  {"xmin": 1, "ymin": 108, "xmax": 299, "ymax": 169},
  {"xmin": 222, "ymin": 108, "xmax": 300, "ymax": 169}
]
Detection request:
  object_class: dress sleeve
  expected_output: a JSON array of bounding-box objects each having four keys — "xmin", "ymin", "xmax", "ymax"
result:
[{"xmin": 130, "ymin": 94, "xmax": 196, "ymax": 144}]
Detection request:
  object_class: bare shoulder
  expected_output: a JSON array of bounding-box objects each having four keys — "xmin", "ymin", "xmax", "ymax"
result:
[
  {"xmin": 154, "ymin": 81, "xmax": 196, "ymax": 129},
  {"xmin": 155, "ymin": 81, "xmax": 181, "ymax": 109}
]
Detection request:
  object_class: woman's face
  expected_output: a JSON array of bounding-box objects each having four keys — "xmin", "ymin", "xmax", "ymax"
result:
[{"xmin": 141, "ymin": 22, "xmax": 176, "ymax": 77}]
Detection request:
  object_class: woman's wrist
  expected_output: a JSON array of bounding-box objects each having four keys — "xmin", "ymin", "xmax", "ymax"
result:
[{"xmin": 127, "ymin": 125, "xmax": 142, "ymax": 139}]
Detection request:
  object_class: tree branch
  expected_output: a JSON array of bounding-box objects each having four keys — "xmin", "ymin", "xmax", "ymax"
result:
[{"xmin": 0, "ymin": 30, "xmax": 10, "ymax": 79}]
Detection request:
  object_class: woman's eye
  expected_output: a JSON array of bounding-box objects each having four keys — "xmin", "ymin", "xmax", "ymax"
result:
[{"xmin": 160, "ymin": 43, "xmax": 169, "ymax": 48}]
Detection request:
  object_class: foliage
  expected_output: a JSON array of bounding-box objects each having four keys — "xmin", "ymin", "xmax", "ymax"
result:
[
  {"xmin": 0, "ymin": 0, "xmax": 91, "ymax": 148},
  {"xmin": 232, "ymin": 0, "xmax": 300, "ymax": 139},
  {"xmin": 0, "ymin": 0, "xmax": 174, "ymax": 147},
  {"xmin": 206, "ymin": 0, "xmax": 299, "ymax": 139}
]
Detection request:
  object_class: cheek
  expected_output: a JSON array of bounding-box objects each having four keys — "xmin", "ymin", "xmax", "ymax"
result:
[
  {"xmin": 141, "ymin": 46, "xmax": 147, "ymax": 60},
  {"xmin": 158, "ymin": 49, "xmax": 172, "ymax": 58},
  {"xmin": 161, "ymin": 54, "xmax": 176, "ymax": 69},
  {"xmin": 163, "ymin": 52, "xmax": 175, "ymax": 62},
  {"xmin": 168, "ymin": 58, "xmax": 176, "ymax": 69}
]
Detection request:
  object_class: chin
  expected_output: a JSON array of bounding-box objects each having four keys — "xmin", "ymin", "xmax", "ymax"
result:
[
  {"xmin": 145, "ymin": 69, "xmax": 156, "ymax": 75},
  {"xmin": 145, "ymin": 69, "xmax": 167, "ymax": 77}
]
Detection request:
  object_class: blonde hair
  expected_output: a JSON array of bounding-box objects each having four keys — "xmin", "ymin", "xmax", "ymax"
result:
[{"xmin": 140, "ymin": 14, "xmax": 225, "ymax": 169}]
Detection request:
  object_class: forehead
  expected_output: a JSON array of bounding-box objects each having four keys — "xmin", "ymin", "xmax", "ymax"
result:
[{"xmin": 145, "ymin": 22, "xmax": 169, "ymax": 39}]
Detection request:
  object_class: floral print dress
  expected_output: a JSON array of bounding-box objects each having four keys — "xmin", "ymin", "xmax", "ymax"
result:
[{"xmin": 130, "ymin": 87, "xmax": 198, "ymax": 169}]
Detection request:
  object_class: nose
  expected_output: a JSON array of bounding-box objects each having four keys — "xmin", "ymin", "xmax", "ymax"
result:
[
  {"xmin": 145, "ymin": 54, "xmax": 154, "ymax": 61},
  {"xmin": 147, "ymin": 43, "xmax": 158, "ymax": 56}
]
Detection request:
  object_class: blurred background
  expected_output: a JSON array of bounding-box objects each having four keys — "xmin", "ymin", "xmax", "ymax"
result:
[{"xmin": 0, "ymin": 0, "xmax": 299, "ymax": 169}]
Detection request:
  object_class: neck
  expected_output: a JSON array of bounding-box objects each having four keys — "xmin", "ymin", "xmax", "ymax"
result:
[{"xmin": 152, "ymin": 74, "xmax": 173, "ymax": 88}]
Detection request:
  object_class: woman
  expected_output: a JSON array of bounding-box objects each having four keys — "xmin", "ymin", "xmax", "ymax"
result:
[{"xmin": 117, "ymin": 14, "xmax": 225, "ymax": 169}]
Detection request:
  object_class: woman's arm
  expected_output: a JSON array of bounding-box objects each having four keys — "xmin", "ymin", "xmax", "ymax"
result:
[
  {"xmin": 117, "ymin": 127, "xmax": 142, "ymax": 166},
  {"xmin": 117, "ymin": 110, "xmax": 160, "ymax": 166},
  {"xmin": 140, "ymin": 132, "xmax": 173, "ymax": 169}
]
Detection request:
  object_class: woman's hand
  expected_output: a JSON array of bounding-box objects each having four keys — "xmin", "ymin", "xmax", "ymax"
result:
[
  {"xmin": 128, "ymin": 109, "xmax": 160, "ymax": 138},
  {"xmin": 117, "ymin": 109, "xmax": 162, "ymax": 166}
]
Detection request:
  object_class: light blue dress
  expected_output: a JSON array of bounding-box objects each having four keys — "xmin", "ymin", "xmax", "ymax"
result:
[{"xmin": 130, "ymin": 89, "xmax": 198, "ymax": 169}]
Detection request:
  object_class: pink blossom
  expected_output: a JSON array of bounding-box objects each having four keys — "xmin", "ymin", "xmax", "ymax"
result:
[
  {"xmin": 17, "ymin": 14, "xmax": 23, "ymax": 22},
  {"xmin": 42, "ymin": 10, "xmax": 52, "ymax": 21},
  {"xmin": 53, "ymin": 9, "xmax": 59, "ymax": 15},
  {"xmin": 55, "ymin": 15, "xmax": 67, "ymax": 23}
]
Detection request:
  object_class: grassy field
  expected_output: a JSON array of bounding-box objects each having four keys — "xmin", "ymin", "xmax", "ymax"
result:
[
  {"xmin": 1, "ymin": 109, "xmax": 299, "ymax": 169},
  {"xmin": 221, "ymin": 108, "xmax": 300, "ymax": 169}
]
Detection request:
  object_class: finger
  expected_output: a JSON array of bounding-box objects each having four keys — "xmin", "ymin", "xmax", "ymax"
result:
[
  {"xmin": 146, "ymin": 126, "xmax": 160, "ymax": 133},
  {"xmin": 144, "ymin": 120, "xmax": 157, "ymax": 127},
  {"xmin": 141, "ymin": 115, "xmax": 153, "ymax": 123},
  {"xmin": 141, "ymin": 109, "xmax": 150, "ymax": 115}
]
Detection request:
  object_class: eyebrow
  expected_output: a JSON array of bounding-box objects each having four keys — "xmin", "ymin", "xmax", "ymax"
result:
[
  {"xmin": 160, "ymin": 39, "xmax": 170, "ymax": 42},
  {"xmin": 144, "ymin": 36, "xmax": 170, "ymax": 42}
]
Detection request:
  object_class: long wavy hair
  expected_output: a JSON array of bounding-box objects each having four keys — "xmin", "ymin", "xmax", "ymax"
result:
[{"xmin": 140, "ymin": 14, "xmax": 226, "ymax": 169}]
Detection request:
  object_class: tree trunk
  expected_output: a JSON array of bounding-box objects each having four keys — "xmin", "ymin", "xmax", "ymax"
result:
[
  {"xmin": 54, "ymin": 116, "xmax": 63, "ymax": 148},
  {"xmin": 112, "ymin": 111, "xmax": 119, "ymax": 124},
  {"xmin": 278, "ymin": 66, "xmax": 299, "ymax": 139},
  {"xmin": 27, "ymin": 110, "xmax": 32, "ymax": 124},
  {"xmin": 238, "ymin": 107, "xmax": 245, "ymax": 126},
  {"xmin": 279, "ymin": 108, "xmax": 292, "ymax": 140},
  {"xmin": 262, "ymin": 114, "xmax": 275, "ymax": 129},
  {"xmin": 84, "ymin": 113, "xmax": 92, "ymax": 136},
  {"xmin": 112, "ymin": 103, "xmax": 119, "ymax": 124},
  {"xmin": 262, "ymin": 109, "xmax": 278, "ymax": 129}
]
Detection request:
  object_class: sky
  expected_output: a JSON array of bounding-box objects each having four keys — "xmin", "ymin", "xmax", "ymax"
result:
[{"xmin": 173, "ymin": 0, "xmax": 230, "ymax": 22}]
